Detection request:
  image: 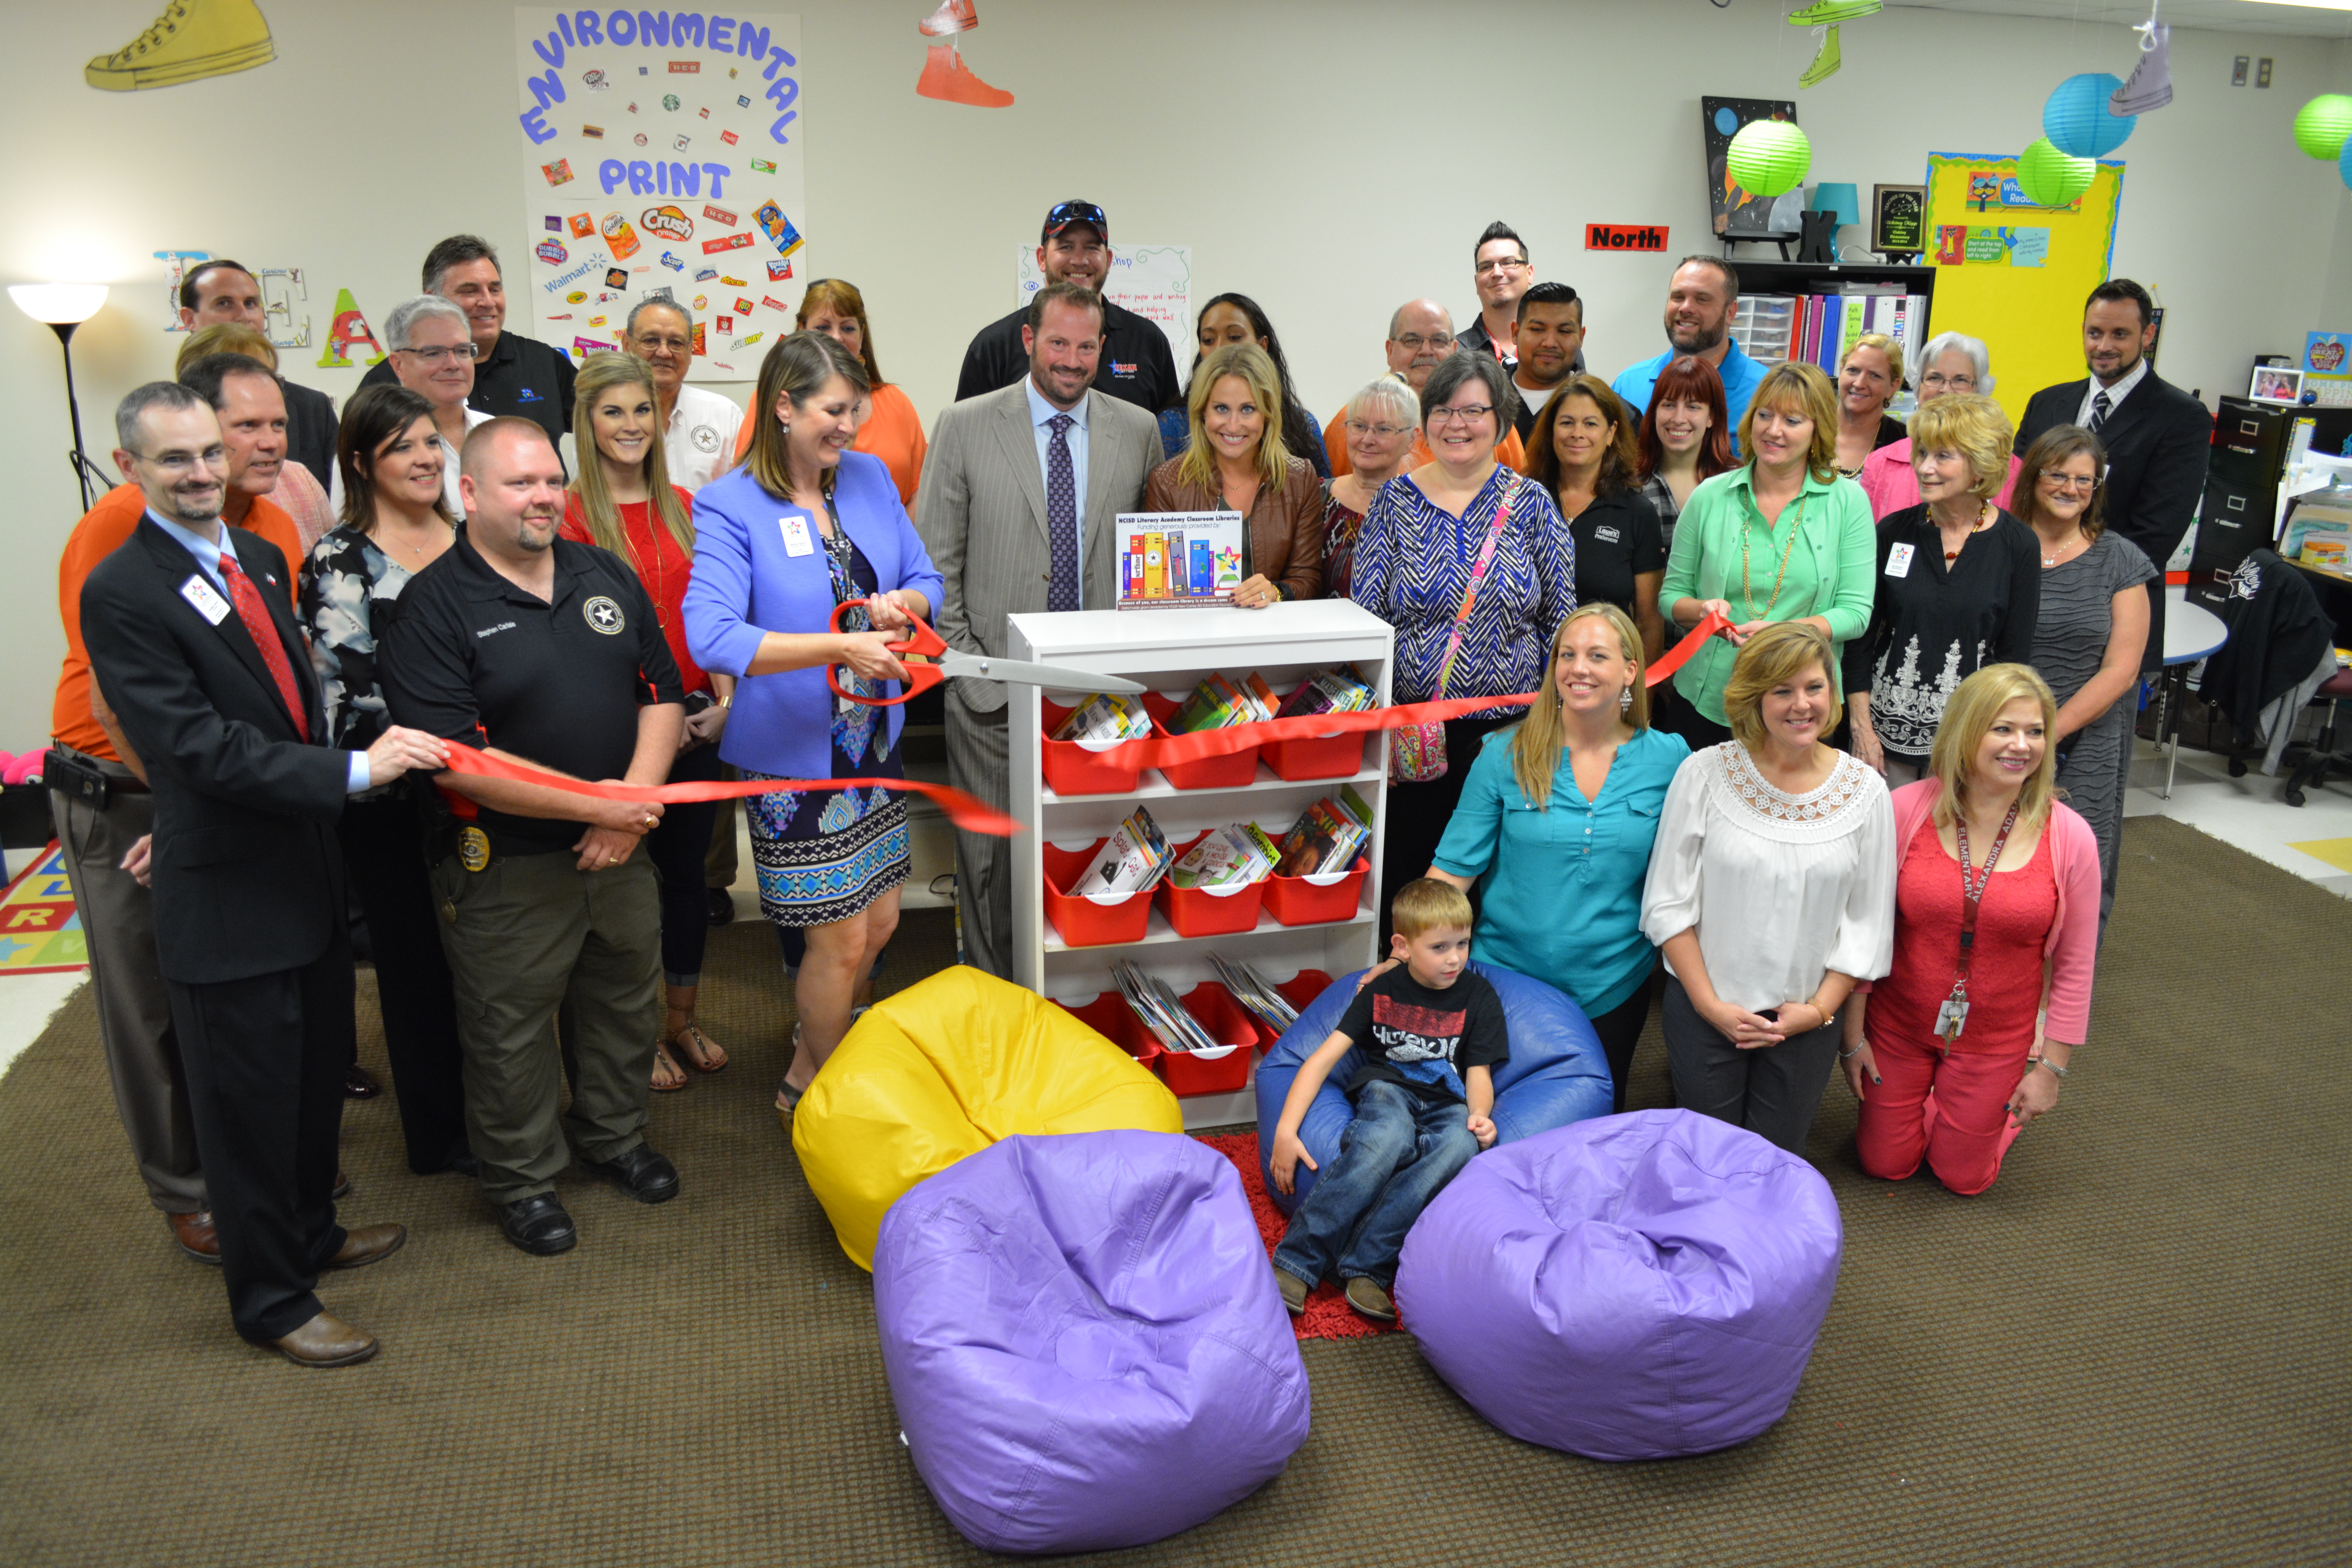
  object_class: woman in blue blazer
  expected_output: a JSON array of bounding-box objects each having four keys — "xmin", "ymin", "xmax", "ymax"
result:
[{"xmin": 685, "ymin": 332, "xmax": 944, "ymax": 1118}]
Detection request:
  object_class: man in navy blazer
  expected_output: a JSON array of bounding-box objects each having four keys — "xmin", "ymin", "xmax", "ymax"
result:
[
  {"xmin": 2015, "ymin": 278, "xmax": 2213, "ymax": 671},
  {"xmin": 80, "ymin": 383, "xmax": 448, "ymax": 1367}
]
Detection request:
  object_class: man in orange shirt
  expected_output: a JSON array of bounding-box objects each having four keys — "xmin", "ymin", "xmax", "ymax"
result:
[
  {"xmin": 1323, "ymin": 299, "xmax": 1528, "ymax": 478},
  {"xmin": 48, "ymin": 353, "xmax": 305, "ymax": 1265}
]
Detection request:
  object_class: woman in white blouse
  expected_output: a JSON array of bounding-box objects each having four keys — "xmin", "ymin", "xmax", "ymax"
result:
[{"xmin": 1641, "ymin": 621, "xmax": 1896, "ymax": 1154}]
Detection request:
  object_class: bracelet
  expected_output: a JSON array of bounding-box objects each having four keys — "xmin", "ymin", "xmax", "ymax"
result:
[
  {"xmin": 1836, "ymin": 1043, "xmax": 1861, "ymax": 1060},
  {"xmin": 2026, "ymin": 1057, "xmax": 2070, "ymax": 1078}
]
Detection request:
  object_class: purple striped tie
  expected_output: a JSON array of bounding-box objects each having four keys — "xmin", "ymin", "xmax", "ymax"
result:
[{"xmin": 1046, "ymin": 413, "xmax": 1079, "ymax": 612}]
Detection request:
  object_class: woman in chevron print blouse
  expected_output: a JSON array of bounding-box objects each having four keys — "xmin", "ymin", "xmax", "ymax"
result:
[{"xmin": 1351, "ymin": 351, "xmax": 1574, "ymax": 939}]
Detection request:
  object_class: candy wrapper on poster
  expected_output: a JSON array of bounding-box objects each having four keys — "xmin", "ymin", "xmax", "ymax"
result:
[{"xmin": 512, "ymin": 9, "xmax": 805, "ymax": 382}]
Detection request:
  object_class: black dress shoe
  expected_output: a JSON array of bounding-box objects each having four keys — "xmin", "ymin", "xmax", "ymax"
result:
[
  {"xmin": 345, "ymin": 1064, "xmax": 381, "ymax": 1100},
  {"xmin": 498, "ymin": 1194, "xmax": 578, "ymax": 1255},
  {"xmin": 705, "ymin": 887, "xmax": 735, "ymax": 926},
  {"xmin": 586, "ymin": 1144, "xmax": 679, "ymax": 1205}
]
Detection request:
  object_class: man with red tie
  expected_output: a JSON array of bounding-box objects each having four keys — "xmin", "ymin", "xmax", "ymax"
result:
[{"xmin": 80, "ymin": 382, "xmax": 448, "ymax": 1367}]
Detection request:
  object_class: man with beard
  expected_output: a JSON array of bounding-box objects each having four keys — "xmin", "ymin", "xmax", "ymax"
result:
[
  {"xmin": 1323, "ymin": 299, "xmax": 1528, "ymax": 477},
  {"xmin": 1507, "ymin": 283, "xmax": 1589, "ymax": 443},
  {"xmin": 1611, "ymin": 256, "xmax": 1767, "ymax": 444},
  {"xmin": 952, "ymin": 199, "xmax": 1179, "ymax": 414},
  {"xmin": 379, "ymin": 418, "xmax": 686, "ymax": 1256}
]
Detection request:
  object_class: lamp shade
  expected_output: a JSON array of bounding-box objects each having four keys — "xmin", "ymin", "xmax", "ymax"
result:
[
  {"xmin": 2015, "ymin": 138, "xmax": 2096, "ymax": 208},
  {"xmin": 1810, "ymin": 181, "xmax": 1861, "ymax": 227},
  {"xmin": 2043, "ymin": 72, "xmax": 2135, "ymax": 157},
  {"xmin": 2295, "ymin": 94, "xmax": 2352, "ymax": 160},
  {"xmin": 8, "ymin": 283, "xmax": 107, "ymax": 325},
  {"xmin": 1726, "ymin": 119, "xmax": 1811, "ymax": 200},
  {"xmin": 2337, "ymin": 132, "xmax": 2352, "ymax": 193}
]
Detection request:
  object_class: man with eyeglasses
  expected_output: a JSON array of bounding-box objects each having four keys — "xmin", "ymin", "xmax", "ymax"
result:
[
  {"xmin": 1324, "ymin": 300, "xmax": 1528, "ymax": 477},
  {"xmin": 77, "ymin": 381, "xmax": 446, "ymax": 1366},
  {"xmin": 1457, "ymin": 222, "xmax": 1580, "ymax": 380},
  {"xmin": 952, "ymin": 200, "xmax": 1180, "ymax": 416},
  {"xmin": 360, "ymin": 236, "xmax": 576, "ymax": 450},
  {"xmin": 178, "ymin": 259, "xmax": 339, "ymax": 492},
  {"xmin": 623, "ymin": 297, "xmax": 742, "ymax": 493},
  {"xmin": 1609, "ymin": 255, "xmax": 1767, "ymax": 444},
  {"xmin": 44, "ymin": 358, "xmax": 314, "ymax": 1272},
  {"xmin": 384, "ymin": 294, "xmax": 495, "ymax": 521}
]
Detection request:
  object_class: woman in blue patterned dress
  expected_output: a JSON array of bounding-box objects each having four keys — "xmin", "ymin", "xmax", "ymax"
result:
[
  {"xmin": 1350, "ymin": 350, "xmax": 1575, "ymax": 942},
  {"xmin": 684, "ymin": 333, "xmax": 944, "ymax": 1118}
]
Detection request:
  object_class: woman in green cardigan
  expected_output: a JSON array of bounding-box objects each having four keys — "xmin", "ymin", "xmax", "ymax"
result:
[{"xmin": 1655, "ymin": 361, "xmax": 1877, "ymax": 747}]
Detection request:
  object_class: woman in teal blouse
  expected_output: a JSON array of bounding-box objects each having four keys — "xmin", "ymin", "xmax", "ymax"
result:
[
  {"xmin": 1430, "ymin": 603, "xmax": 1688, "ymax": 1111},
  {"xmin": 1656, "ymin": 360, "xmax": 1876, "ymax": 747}
]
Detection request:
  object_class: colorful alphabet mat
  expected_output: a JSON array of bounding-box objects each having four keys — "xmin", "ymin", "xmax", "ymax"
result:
[{"xmin": 0, "ymin": 846, "xmax": 86, "ymax": 977}]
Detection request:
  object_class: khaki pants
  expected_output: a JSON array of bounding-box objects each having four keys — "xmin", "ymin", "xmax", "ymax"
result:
[{"xmin": 432, "ymin": 848, "xmax": 662, "ymax": 1205}]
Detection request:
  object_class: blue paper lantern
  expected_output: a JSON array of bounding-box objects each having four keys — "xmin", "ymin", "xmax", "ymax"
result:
[
  {"xmin": 2044, "ymin": 72, "xmax": 2136, "ymax": 158},
  {"xmin": 2338, "ymin": 131, "xmax": 2352, "ymax": 192}
]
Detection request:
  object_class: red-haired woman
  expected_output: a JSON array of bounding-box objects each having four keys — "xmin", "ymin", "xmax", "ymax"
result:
[{"xmin": 1633, "ymin": 355, "xmax": 1734, "ymax": 557}]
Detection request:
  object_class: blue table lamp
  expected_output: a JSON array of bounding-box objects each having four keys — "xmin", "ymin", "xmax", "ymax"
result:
[{"xmin": 1810, "ymin": 182, "xmax": 1861, "ymax": 230}]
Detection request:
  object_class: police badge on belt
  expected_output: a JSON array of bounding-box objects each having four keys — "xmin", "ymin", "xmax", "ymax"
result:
[{"xmin": 459, "ymin": 824, "xmax": 492, "ymax": 873}]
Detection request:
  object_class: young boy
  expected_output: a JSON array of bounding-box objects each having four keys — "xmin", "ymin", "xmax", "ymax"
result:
[{"xmin": 1267, "ymin": 878, "xmax": 1508, "ymax": 1323}]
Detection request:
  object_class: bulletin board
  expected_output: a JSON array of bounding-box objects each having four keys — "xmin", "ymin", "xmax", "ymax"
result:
[
  {"xmin": 1922, "ymin": 151, "xmax": 2125, "ymax": 429},
  {"xmin": 1014, "ymin": 245, "xmax": 1192, "ymax": 371}
]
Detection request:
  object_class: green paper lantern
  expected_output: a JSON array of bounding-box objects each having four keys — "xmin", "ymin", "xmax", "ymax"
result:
[
  {"xmin": 1726, "ymin": 119, "xmax": 1811, "ymax": 200},
  {"xmin": 2294, "ymin": 94, "xmax": 2352, "ymax": 160},
  {"xmin": 2016, "ymin": 137, "xmax": 2095, "ymax": 208}
]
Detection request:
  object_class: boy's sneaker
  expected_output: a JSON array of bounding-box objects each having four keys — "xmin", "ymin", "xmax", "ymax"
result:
[
  {"xmin": 1343, "ymin": 1277, "xmax": 1397, "ymax": 1323},
  {"xmin": 1272, "ymin": 1264, "xmax": 1308, "ymax": 1316}
]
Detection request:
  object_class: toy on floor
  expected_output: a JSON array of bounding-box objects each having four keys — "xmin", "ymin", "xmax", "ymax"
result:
[
  {"xmin": 1395, "ymin": 1109, "xmax": 1843, "ymax": 1461},
  {"xmin": 874, "ymin": 1130, "xmax": 1310, "ymax": 1555},
  {"xmin": 1252, "ymin": 962, "xmax": 1612, "ymax": 1213},
  {"xmin": 791, "ymin": 965, "xmax": 1180, "ymax": 1269}
]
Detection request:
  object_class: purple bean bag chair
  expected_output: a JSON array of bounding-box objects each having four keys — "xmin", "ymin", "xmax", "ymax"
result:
[
  {"xmin": 873, "ymin": 1130, "xmax": 1311, "ymax": 1555},
  {"xmin": 1395, "ymin": 1109, "xmax": 1842, "ymax": 1461}
]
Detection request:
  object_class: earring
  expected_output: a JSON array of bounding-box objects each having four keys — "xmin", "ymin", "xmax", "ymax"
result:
[{"xmin": 1619, "ymin": 687, "xmax": 1634, "ymax": 712}]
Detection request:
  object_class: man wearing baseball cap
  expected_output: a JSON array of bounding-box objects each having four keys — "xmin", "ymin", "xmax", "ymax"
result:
[{"xmin": 952, "ymin": 200, "xmax": 1180, "ymax": 414}]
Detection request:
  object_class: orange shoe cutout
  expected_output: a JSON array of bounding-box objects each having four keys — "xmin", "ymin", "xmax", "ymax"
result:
[{"xmin": 916, "ymin": 42, "xmax": 1012, "ymax": 107}]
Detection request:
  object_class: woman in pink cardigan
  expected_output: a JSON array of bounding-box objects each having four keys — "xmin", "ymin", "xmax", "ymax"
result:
[{"xmin": 1840, "ymin": 663, "xmax": 2100, "ymax": 1194}]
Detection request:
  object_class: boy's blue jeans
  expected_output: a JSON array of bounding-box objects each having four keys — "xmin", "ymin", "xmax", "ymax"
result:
[{"xmin": 1272, "ymin": 1079, "xmax": 1481, "ymax": 1290}]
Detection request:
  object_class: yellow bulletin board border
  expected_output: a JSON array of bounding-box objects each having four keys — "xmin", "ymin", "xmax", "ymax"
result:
[{"xmin": 1923, "ymin": 152, "xmax": 2125, "ymax": 430}]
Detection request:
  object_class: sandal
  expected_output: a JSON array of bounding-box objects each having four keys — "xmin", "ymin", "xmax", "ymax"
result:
[
  {"xmin": 651, "ymin": 1042, "xmax": 689, "ymax": 1093},
  {"xmin": 670, "ymin": 1021, "xmax": 729, "ymax": 1074},
  {"xmin": 776, "ymin": 1023, "xmax": 810, "ymax": 1116}
]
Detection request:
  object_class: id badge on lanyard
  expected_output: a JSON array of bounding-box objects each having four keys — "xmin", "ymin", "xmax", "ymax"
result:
[{"xmin": 1938, "ymin": 800, "xmax": 2019, "ymax": 1054}]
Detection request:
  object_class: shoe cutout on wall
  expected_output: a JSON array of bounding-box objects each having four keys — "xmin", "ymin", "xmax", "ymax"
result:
[
  {"xmin": 86, "ymin": 0, "xmax": 275, "ymax": 92},
  {"xmin": 1799, "ymin": 24, "xmax": 1842, "ymax": 88},
  {"xmin": 920, "ymin": 0, "xmax": 979, "ymax": 36},
  {"xmin": 2110, "ymin": 23, "xmax": 2172, "ymax": 115},
  {"xmin": 916, "ymin": 42, "xmax": 1013, "ymax": 108},
  {"xmin": 1787, "ymin": 0, "xmax": 1878, "ymax": 22}
]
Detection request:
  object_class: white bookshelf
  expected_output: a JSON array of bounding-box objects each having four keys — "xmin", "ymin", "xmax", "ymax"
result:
[{"xmin": 1007, "ymin": 601, "xmax": 1394, "ymax": 1130}]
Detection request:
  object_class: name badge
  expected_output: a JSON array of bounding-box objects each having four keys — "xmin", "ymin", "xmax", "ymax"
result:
[
  {"xmin": 1885, "ymin": 542, "xmax": 1916, "ymax": 579},
  {"xmin": 781, "ymin": 514, "xmax": 813, "ymax": 557},
  {"xmin": 179, "ymin": 573, "xmax": 232, "ymax": 625}
]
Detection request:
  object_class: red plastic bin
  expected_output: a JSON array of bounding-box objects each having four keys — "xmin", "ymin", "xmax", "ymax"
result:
[
  {"xmin": 1155, "ymin": 831, "xmax": 1270, "ymax": 937},
  {"xmin": 1040, "ymin": 699, "xmax": 1144, "ymax": 797},
  {"xmin": 1151, "ymin": 983, "xmax": 1263, "ymax": 1097},
  {"xmin": 1261, "ymin": 848, "xmax": 1372, "ymax": 927},
  {"xmin": 1140, "ymin": 691, "xmax": 1260, "ymax": 790},
  {"xmin": 1260, "ymin": 690, "xmax": 1368, "ymax": 781},
  {"xmin": 1041, "ymin": 840, "xmax": 1155, "ymax": 947},
  {"xmin": 1053, "ymin": 991, "xmax": 1162, "ymax": 1071},
  {"xmin": 1273, "ymin": 969, "xmax": 1335, "ymax": 1018}
]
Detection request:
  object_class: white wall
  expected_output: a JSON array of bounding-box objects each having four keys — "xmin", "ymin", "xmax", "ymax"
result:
[{"xmin": 5, "ymin": 0, "xmax": 2351, "ymax": 748}]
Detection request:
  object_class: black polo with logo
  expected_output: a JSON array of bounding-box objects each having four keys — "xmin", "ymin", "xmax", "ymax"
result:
[
  {"xmin": 360, "ymin": 328, "xmax": 578, "ymax": 445},
  {"xmin": 379, "ymin": 530, "xmax": 683, "ymax": 855}
]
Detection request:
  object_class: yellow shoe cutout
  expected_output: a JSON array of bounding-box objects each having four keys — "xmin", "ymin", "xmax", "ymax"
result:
[{"xmin": 86, "ymin": 0, "xmax": 275, "ymax": 92}]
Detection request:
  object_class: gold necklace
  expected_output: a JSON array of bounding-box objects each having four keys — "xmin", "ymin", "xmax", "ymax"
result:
[{"xmin": 1740, "ymin": 487, "xmax": 1809, "ymax": 621}]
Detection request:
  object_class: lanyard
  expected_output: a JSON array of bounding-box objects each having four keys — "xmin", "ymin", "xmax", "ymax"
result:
[
  {"xmin": 1935, "ymin": 800, "xmax": 2020, "ymax": 1050},
  {"xmin": 1432, "ymin": 487, "xmax": 1516, "ymax": 700}
]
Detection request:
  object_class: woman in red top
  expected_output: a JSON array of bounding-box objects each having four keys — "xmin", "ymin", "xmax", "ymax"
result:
[
  {"xmin": 1840, "ymin": 663, "xmax": 2102, "ymax": 1195},
  {"xmin": 561, "ymin": 352, "xmax": 735, "ymax": 1092}
]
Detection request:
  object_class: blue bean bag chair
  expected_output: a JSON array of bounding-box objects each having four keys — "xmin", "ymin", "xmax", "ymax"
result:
[
  {"xmin": 873, "ymin": 1130, "xmax": 1312, "ymax": 1556},
  {"xmin": 1253, "ymin": 962, "xmax": 1613, "ymax": 1214},
  {"xmin": 1395, "ymin": 1110, "xmax": 1843, "ymax": 1461}
]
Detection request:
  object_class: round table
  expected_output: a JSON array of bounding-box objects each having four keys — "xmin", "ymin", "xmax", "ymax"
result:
[{"xmin": 2156, "ymin": 585, "xmax": 2231, "ymax": 798}]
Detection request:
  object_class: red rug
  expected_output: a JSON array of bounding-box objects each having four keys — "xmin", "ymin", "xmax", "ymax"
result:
[{"xmin": 1193, "ymin": 1132, "xmax": 1401, "ymax": 1343}]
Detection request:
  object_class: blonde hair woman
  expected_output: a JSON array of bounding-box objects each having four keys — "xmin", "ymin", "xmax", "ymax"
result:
[
  {"xmin": 176, "ymin": 321, "xmax": 336, "ymax": 552},
  {"xmin": 1842, "ymin": 664, "xmax": 2101, "ymax": 1194},
  {"xmin": 1844, "ymin": 393, "xmax": 2041, "ymax": 784},
  {"xmin": 1655, "ymin": 361, "xmax": 1877, "ymax": 747},
  {"xmin": 1142, "ymin": 341, "xmax": 1323, "ymax": 605},
  {"xmin": 1833, "ymin": 331, "xmax": 1907, "ymax": 478},
  {"xmin": 557, "ymin": 352, "xmax": 734, "ymax": 1092},
  {"xmin": 1425, "ymin": 603, "xmax": 1690, "ymax": 1109},
  {"xmin": 1642, "ymin": 621, "xmax": 1895, "ymax": 1153}
]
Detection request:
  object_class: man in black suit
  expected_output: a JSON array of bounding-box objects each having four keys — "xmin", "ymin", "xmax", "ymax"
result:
[
  {"xmin": 80, "ymin": 383, "xmax": 449, "ymax": 1368},
  {"xmin": 2015, "ymin": 278, "xmax": 2212, "ymax": 671},
  {"xmin": 178, "ymin": 259, "xmax": 339, "ymax": 492}
]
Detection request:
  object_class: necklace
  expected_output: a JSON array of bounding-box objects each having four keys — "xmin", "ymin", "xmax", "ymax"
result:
[
  {"xmin": 1940, "ymin": 500, "xmax": 1992, "ymax": 563},
  {"xmin": 1739, "ymin": 487, "xmax": 1809, "ymax": 621},
  {"xmin": 2038, "ymin": 527, "xmax": 2085, "ymax": 568}
]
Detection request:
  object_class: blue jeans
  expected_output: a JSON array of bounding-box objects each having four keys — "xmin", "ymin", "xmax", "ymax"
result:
[{"xmin": 1273, "ymin": 1079, "xmax": 1480, "ymax": 1290}]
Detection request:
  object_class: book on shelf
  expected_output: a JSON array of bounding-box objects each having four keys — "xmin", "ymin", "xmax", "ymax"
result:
[
  {"xmin": 1111, "ymin": 960, "xmax": 1222, "ymax": 1054},
  {"xmin": 1051, "ymin": 691, "xmax": 1152, "ymax": 743},
  {"xmin": 1274, "ymin": 786, "xmax": 1370, "ymax": 879},
  {"xmin": 1170, "ymin": 671, "xmax": 1276, "ymax": 733},
  {"xmin": 1169, "ymin": 822, "xmax": 1280, "ymax": 889},
  {"xmin": 1073, "ymin": 806, "xmax": 1172, "ymax": 895},
  {"xmin": 1274, "ymin": 665, "xmax": 1377, "ymax": 720},
  {"xmin": 1736, "ymin": 291, "xmax": 1928, "ymax": 373},
  {"xmin": 1211, "ymin": 952, "xmax": 1301, "ymax": 1036}
]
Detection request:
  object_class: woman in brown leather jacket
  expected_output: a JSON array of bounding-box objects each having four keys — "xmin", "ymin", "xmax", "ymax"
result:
[{"xmin": 1143, "ymin": 342, "xmax": 1324, "ymax": 606}]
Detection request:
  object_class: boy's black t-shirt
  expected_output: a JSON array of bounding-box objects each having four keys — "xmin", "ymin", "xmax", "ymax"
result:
[{"xmin": 1334, "ymin": 966, "xmax": 1510, "ymax": 1104}]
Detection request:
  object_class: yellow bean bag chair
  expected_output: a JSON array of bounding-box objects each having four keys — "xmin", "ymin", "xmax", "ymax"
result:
[{"xmin": 793, "ymin": 965, "xmax": 1183, "ymax": 1270}]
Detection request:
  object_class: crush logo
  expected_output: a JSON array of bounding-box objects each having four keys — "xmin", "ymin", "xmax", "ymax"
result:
[{"xmin": 641, "ymin": 205, "xmax": 694, "ymax": 241}]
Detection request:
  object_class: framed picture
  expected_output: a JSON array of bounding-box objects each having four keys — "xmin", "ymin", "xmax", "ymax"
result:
[
  {"xmin": 2250, "ymin": 366, "xmax": 2304, "ymax": 405},
  {"xmin": 1701, "ymin": 97, "xmax": 1801, "ymax": 241},
  {"xmin": 1871, "ymin": 184, "xmax": 1927, "ymax": 257}
]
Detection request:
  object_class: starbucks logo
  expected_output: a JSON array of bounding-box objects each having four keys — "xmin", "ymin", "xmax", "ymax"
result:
[{"xmin": 584, "ymin": 595, "xmax": 626, "ymax": 635}]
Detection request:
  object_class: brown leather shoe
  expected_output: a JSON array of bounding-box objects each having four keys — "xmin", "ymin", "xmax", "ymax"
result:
[
  {"xmin": 271, "ymin": 1311, "xmax": 378, "ymax": 1368},
  {"xmin": 325, "ymin": 1223, "xmax": 407, "ymax": 1270},
  {"xmin": 168, "ymin": 1210, "xmax": 220, "ymax": 1265}
]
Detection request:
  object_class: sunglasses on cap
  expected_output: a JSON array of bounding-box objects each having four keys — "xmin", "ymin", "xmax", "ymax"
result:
[{"xmin": 1041, "ymin": 200, "xmax": 1108, "ymax": 242}]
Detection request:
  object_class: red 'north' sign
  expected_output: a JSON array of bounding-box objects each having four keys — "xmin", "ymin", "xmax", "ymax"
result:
[{"xmin": 1586, "ymin": 224, "xmax": 1669, "ymax": 252}]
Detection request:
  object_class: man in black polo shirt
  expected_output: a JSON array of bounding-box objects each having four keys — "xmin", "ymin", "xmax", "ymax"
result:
[
  {"xmin": 379, "ymin": 417, "xmax": 684, "ymax": 1256},
  {"xmin": 178, "ymin": 259, "xmax": 339, "ymax": 491},
  {"xmin": 953, "ymin": 199, "xmax": 1180, "ymax": 414},
  {"xmin": 359, "ymin": 236, "xmax": 576, "ymax": 448}
]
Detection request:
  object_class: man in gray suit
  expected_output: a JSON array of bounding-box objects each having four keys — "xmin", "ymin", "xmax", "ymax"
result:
[{"xmin": 915, "ymin": 282, "xmax": 1163, "ymax": 978}]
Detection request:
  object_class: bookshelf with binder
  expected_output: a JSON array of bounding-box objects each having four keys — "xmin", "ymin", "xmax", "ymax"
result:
[
  {"xmin": 1728, "ymin": 261, "xmax": 1935, "ymax": 389},
  {"xmin": 1006, "ymin": 600, "xmax": 1394, "ymax": 1130}
]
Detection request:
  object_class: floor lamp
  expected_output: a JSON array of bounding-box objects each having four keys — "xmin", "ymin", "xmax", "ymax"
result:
[{"xmin": 9, "ymin": 284, "xmax": 111, "ymax": 513}]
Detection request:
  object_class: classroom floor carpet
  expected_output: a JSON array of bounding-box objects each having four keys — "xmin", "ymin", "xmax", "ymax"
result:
[{"xmin": 1, "ymin": 816, "xmax": 2346, "ymax": 1566}]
